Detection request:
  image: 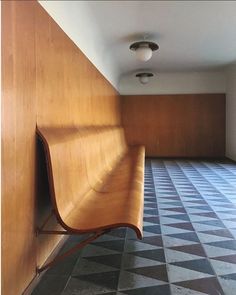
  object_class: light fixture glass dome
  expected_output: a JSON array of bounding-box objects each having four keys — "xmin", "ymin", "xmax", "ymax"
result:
[
  {"xmin": 139, "ymin": 75, "xmax": 149, "ymax": 84},
  {"xmin": 135, "ymin": 45, "xmax": 153, "ymax": 62},
  {"xmin": 130, "ymin": 41, "xmax": 159, "ymax": 62},
  {"xmin": 136, "ymin": 72, "xmax": 154, "ymax": 85}
]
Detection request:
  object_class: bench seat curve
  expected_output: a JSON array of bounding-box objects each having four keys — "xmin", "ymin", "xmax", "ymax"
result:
[{"xmin": 37, "ymin": 126, "xmax": 145, "ymax": 239}]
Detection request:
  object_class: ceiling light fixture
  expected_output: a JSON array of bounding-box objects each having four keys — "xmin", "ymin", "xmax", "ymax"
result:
[
  {"xmin": 136, "ymin": 72, "xmax": 154, "ymax": 84},
  {"xmin": 130, "ymin": 41, "xmax": 159, "ymax": 62}
]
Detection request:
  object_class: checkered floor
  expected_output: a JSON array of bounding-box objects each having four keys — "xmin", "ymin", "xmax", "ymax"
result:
[{"xmin": 33, "ymin": 159, "xmax": 236, "ymax": 295}]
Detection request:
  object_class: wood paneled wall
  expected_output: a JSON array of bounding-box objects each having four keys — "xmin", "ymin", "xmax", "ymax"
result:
[
  {"xmin": 36, "ymin": 5, "xmax": 120, "ymax": 127},
  {"xmin": 2, "ymin": 2, "xmax": 37, "ymax": 295},
  {"xmin": 2, "ymin": 2, "xmax": 121, "ymax": 295},
  {"xmin": 122, "ymin": 94, "xmax": 225, "ymax": 157}
]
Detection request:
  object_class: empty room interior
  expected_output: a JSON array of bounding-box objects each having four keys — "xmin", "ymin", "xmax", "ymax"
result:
[{"xmin": 2, "ymin": 1, "xmax": 236, "ymax": 295}]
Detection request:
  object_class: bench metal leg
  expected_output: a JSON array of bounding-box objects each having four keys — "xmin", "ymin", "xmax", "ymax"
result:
[
  {"xmin": 36, "ymin": 230, "xmax": 106, "ymax": 273},
  {"xmin": 37, "ymin": 229, "xmax": 71, "ymax": 235}
]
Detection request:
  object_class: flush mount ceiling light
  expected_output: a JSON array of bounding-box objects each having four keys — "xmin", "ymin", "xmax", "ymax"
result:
[
  {"xmin": 130, "ymin": 41, "xmax": 159, "ymax": 62},
  {"xmin": 136, "ymin": 72, "xmax": 154, "ymax": 84}
]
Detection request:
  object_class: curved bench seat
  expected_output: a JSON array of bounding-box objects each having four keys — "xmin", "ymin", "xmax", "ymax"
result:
[
  {"xmin": 37, "ymin": 126, "xmax": 145, "ymax": 240},
  {"xmin": 98, "ymin": 146, "xmax": 145, "ymax": 193}
]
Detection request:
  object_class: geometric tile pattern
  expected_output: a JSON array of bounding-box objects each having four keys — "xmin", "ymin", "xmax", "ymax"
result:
[{"xmin": 32, "ymin": 159, "xmax": 236, "ymax": 295}]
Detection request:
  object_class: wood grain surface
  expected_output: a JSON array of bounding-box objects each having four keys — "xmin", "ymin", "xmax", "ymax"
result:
[
  {"xmin": 2, "ymin": 2, "xmax": 121, "ymax": 294},
  {"xmin": 122, "ymin": 94, "xmax": 225, "ymax": 157},
  {"xmin": 37, "ymin": 127, "xmax": 144, "ymax": 239},
  {"xmin": 2, "ymin": 2, "xmax": 37, "ymax": 295}
]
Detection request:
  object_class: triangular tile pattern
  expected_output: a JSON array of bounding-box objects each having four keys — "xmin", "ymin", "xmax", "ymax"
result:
[
  {"xmin": 32, "ymin": 159, "xmax": 236, "ymax": 295},
  {"xmin": 74, "ymin": 270, "xmax": 120, "ymax": 290}
]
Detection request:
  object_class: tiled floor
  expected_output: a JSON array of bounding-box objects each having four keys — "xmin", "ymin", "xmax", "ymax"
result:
[{"xmin": 32, "ymin": 159, "xmax": 236, "ymax": 295}]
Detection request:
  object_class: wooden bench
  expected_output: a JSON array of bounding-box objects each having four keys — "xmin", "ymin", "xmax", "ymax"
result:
[{"xmin": 37, "ymin": 125, "xmax": 145, "ymax": 272}]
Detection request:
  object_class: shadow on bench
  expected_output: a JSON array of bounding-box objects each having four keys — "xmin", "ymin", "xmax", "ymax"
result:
[{"xmin": 36, "ymin": 125, "xmax": 145, "ymax": 273}]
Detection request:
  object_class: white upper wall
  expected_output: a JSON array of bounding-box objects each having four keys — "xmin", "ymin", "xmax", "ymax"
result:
[
  {"xmin": 226, "ymin": 64, "xmax": 236, "ymax": 161},
  {"xmin": 119, "ymin": 71, "xmax": 226, "ymax": 95},
  {"xmin": 38, "ymin": 1, "xmax": 120, "ymax": 88}
]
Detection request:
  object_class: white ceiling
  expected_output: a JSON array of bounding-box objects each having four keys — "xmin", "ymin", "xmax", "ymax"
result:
[{"xmin": 40, "ymin": 1, "xmax": 236, "ymax": 90}]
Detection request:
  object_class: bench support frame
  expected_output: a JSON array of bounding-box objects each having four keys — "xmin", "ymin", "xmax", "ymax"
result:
[
  {"xmin": 36, "ymin": 230, "xmax": 106, "ymax": 273},
  {"xmin": 36, "ymin": 211, "xmax": 107, "ymax": 273}
]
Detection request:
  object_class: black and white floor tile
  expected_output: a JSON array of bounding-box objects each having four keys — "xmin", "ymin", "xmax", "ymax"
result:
[{"xmin": 32, "ymin": 159, "xmax": 236, "ymax": 295}]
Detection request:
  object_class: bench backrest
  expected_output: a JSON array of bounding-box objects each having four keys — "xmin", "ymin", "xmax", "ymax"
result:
[{"xmin": 37, "ymin": 126, "xmax": 128, "ymax": 221}]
